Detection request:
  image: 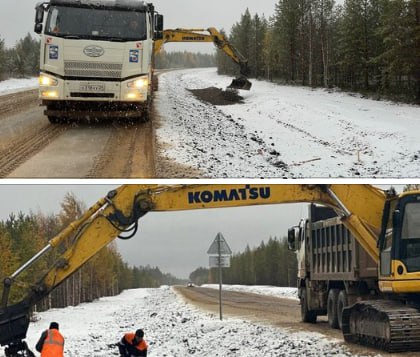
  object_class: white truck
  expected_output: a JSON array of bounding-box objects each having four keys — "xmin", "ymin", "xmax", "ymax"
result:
[{"xmin": 34, "ymin": 0, "xmax": 163, "ymax": 123}]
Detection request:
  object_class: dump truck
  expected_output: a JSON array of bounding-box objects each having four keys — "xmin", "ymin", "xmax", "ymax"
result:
[
  {"xmin": 288, "ymin": 204, "xmax": 377, "ymax": 330},
  {"xmin": 34, "ymin": 0, "xmax": 251, "ymax": 124}
]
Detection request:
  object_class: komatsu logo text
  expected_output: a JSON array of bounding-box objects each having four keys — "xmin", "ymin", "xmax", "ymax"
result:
[
  {"xmin": 182, "ymin": 36, "xmax": 205, "ymax": 41},
  {"xmin": 188, "ymin": 186, "xmax": 271, "ymax": 204}
]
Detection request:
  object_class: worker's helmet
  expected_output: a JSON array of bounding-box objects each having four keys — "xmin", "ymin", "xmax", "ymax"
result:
[
  {"xmin": 135, "ymin": 329, "xmax": 144, "ymax": 338},
  {"xmin": 49, "ymin": 322, "xmax": 59, "ymax": 330}
]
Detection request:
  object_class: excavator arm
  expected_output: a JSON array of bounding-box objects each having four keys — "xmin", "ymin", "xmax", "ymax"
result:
[
  {"xmin": 154, "ymin": 28, "xmax": 252, "ymax": 90},
  {"xmin": 0, "ymin": 184, "xmax": 390, "ymax": 355}
]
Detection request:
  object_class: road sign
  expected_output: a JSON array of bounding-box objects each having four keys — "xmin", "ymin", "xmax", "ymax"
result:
[
  {"xmin": 209, "ymin": 255, "xmax": 231, "ymax": 268},
  {"xmin": 207, "ymin": 232, "xmax": 232, "ymax": 321},
  {"xmin": 207, "ymin": 232, "xmax": 232, "ymax": 255}
]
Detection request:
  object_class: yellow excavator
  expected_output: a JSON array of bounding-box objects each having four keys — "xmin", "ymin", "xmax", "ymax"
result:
[
  {"xmin": 154, "ymin": 28, "xmax": 252, "ymax": 91},
  {"xmin": 1, "ymin": 184, "xmax": 420, "ymax": 355}
]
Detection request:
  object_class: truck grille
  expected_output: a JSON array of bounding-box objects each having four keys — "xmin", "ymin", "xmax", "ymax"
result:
[{"xmin": 64, "ymin": 61, "xmax": 122, "ymax": 78}]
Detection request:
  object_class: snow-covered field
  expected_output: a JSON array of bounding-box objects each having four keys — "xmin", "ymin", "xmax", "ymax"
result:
[
  {"xmin": 0, "ymin": 77, "xmax": 38, "ymax": 95},
  {"xmin": 3, "ymin": 287, "xmax": 361, "ymax": 357},
  {"xmin": 156, "ymin": 68, "xmax": 420, "ymax": 178},
  {"xmin": 202, "ymin": 284, "xmax": 298, "ymax": 300}
]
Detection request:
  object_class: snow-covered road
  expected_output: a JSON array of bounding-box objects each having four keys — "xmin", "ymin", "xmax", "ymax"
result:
[
  {"xmin": 156, "ymin": 68, "xmax": 420, "ymax": 178},
  {"xmin": 9, "ymin": 287, "xmax": 361, "ymax": 357}
]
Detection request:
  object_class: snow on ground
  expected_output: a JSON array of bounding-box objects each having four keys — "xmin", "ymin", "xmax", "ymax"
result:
[
  {"xmin": 3, "ymin": 287, "xmax": 363, "ymax": 357},
  {"xmin": 202, "ymin": 284, "xmax": 298, "ymax": 300},
  {"xmin": 156, "ymin": 68, "xmax": 420, "ymax": 178},
  {"xmin": 0, "ymin": 77, "xmax": 38, "ymax": 95}
]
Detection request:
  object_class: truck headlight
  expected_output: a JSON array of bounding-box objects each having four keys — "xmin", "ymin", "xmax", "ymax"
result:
[
  {"xmin": 41, "ymin": 90, "xmax": 58, "ymax": 98},
  {"xmin": 39, "ymin": 74, "xmax": 58, "ymax": 87},
  {"xmin": 127, "ymin": 77, "xmax": 148, "ymax": 89}
]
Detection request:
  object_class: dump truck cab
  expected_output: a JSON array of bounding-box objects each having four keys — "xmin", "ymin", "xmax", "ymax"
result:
[{"xmin": 34, "ymin": 0, "xmax": 163, "ymax": 123}]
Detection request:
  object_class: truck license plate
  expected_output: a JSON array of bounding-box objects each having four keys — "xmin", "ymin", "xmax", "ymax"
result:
[{"xmin": 79, "ymin": 84, "xmax": 105, "ymax": 92}]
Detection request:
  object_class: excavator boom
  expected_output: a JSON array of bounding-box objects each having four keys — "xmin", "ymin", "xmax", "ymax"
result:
[
  {"xmin": 2, "ymin": 184, "xmax": 420, "ymax": 354},
  {"xmin": 155, "ymin": 28, "xmax": 252, "ymax": 90}
]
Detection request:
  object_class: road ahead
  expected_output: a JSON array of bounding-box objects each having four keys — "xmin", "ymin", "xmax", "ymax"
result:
[{"xmin": 175, "ymin": 286, "xmax": 418, "ymax": 357}]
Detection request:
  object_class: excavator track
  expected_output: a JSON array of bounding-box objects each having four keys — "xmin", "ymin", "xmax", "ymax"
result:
[{"xmin": 342, "ymin": 300, "xmax": 420, "ymax": 352}]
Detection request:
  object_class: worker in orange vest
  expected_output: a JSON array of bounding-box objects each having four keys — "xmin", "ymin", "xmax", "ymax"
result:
[
  {"xmin": 35, "ymin": 322, "xmax": 64, "ymax": 356},
  {"xmin": 118, "ymin": 328, "xmax": 148, "ymax": 356}
]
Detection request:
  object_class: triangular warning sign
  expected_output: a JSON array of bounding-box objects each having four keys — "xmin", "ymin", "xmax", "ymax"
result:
[{"xmin": 207, "ymin": 232, "xmax": 232, "ymax": 255}]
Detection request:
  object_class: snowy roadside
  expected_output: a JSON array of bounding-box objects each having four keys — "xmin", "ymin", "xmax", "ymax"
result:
[
  {"xmin": 0, "ymin": 78, "xmax": 38, "ymax": 95},
  {"xmin": 156, "ymin": 68, "xmax": 420, "ymax": 178},
  {"xmin": 4, "ymin": 286, "xmax": 365, "ymax": 357},
  {"xmin": 202, "ymin": 284, "xmax": 298, "ymax": 300}
]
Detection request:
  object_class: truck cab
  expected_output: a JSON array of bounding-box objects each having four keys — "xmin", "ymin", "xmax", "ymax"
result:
[{"xmin": 34, "ymin": 0, "xmax": 163, "ymax": 123}]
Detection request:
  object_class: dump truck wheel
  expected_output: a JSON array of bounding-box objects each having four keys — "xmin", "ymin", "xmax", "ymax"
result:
[
  {"xmin": 301, "ymin": 288, "xmax": 317, "ymax": 323},
  {"xmin": 328, "ymin": 288, "xmax": 340, "ymax": 329},
  {"xmin": 337, "ymin": 290, "xmax": 348, "ymax": 330}
]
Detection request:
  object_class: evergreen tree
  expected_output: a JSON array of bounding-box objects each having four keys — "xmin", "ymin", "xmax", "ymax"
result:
[
  {"xmin": 0, "ymin": 37, "xmax": 6, "ymax": 80},
  {"xmin": 272, "ymin": 0, "xmax": 301, "ymax": 82},
  {"xmin": 189, "ymin": 267, "xmax": 209, "ymax": 285},
  {"xmin": 377, "ymin": 0, "xmax": 419, "ymax": 100},
  {"xmin": 8, "ymin": 34, "xmax": 40, "ymax": 78},
  {"xmin": 222, "ymin": 237, "xmax": 297, "ymax": 287}
]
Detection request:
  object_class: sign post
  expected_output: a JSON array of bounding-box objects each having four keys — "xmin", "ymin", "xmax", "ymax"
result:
[{"xmin": 207, "ymin": 232, "xmax": 232, "ymax": 321}]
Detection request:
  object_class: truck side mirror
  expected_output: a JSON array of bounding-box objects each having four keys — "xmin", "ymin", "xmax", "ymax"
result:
[
  {"xmin": 287, "ymin": 227, "xmax": 297, "ymax": 251},
  {"xmin": 34, "ymin": 5, "xmax": 44, "ymax": 34},
  {"xmin": 34, "ymin": 23, "xmax": 43, "ymax": 34},
  {"xmin": 155, "ymin": 14, "xmax": 163, "ymax": 32},
  {"xmin": 154, "ymin": 31, "xmax": 163, "ymax": 40},
  {"xmin": 35, "ymin": 5, "xmax": 44, "ymax": 24}
]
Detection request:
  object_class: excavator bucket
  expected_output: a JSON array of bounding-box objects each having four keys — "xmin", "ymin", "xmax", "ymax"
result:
[
  {"xmin": 228, "ymin": 76, "xmax": 252, "ymax": 91},
  {"xmin": 0, "ymin": 302, "xmax": 35, "ymax": 357}
]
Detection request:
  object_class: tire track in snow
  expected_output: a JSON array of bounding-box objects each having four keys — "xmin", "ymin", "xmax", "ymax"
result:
[{"xmin": 0, "ymin": 124, "xmax": 69, "ymax": 177}]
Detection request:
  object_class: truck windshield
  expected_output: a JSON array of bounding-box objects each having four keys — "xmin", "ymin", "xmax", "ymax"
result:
[
  {"xmin": 45, "ymin": 6, "xmax": 147, "ymax": 41},
  {"xmin": 400, "ymin": 202, "xmax": 420, "ymax": 272}
]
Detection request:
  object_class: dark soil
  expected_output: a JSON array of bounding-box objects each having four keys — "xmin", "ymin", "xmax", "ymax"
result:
[{"xmin": 188, "ymin": 87, "xmax": 244, "ymax": 105}]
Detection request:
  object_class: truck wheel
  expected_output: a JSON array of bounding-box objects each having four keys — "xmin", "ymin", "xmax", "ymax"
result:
[
  {"xmin": 327, "ymin": 288, "xmax": 340, "ymax": 329},
  {"xmin": 337, "ymin": 290, "xmax": 348, "ymax": 330},
  {"xmin": 142, "ymin": 108, "xmax": 150, "ymax": 122},
  {"xmin": 48, "ymin": 116, "xmax": 61, "ymax": 124},
  {"xmin": 300, "ymin": 288, "xmax": 317, "ymax": 323},
  {"xmin": 152, "ymin": 75, "xmax": 158, "ymax": 91}
]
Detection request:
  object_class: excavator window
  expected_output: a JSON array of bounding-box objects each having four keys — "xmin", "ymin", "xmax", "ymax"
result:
[{"xmin": 400, "ymin": 202, "xmax": 420, "ymax": 272}]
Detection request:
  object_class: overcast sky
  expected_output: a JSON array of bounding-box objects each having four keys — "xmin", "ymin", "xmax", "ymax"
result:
[
  {"xmin": 0, "ymin": 184, "xmax": 309, "ymax": 279},
  {"xmin": 0, "ymin": 0, "xmax": 275, "ymax": 49},
  {"xmin": 1, "ymin": 0, "xmax": 344, "ymax": 49}
]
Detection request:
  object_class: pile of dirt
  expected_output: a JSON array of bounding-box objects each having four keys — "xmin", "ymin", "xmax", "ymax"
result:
[{"xmin": 188, "ymin": 87, "xmax": 244, "ymax": 106}]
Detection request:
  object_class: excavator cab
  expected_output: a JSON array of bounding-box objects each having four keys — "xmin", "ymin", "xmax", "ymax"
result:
[{"xmin": 379, "ymin": 192, "xmax": 420, "ymax": 288}]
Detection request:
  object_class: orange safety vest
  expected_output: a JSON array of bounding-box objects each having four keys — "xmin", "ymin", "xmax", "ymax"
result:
[
  {"xmin": 41, "ymin": 329, "xmax": 64, "ymax": 357},
  {"xmin": 124, "ymin": 332, "xmax": 148, "ymax": 352}
]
